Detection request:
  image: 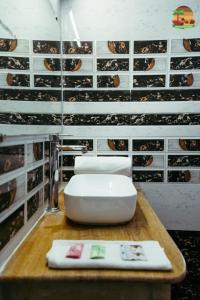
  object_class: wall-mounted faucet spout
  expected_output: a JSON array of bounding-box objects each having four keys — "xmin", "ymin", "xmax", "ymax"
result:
[
  {"xmin": 56, "ymin": 144, "xmax": 88, "ymax": 153},
  {"xmin": 47, "ymin": 135, "xmax": 88, "ymax": 213}
]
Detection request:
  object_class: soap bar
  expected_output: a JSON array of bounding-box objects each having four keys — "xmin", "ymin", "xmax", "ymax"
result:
[
  {"xmin": 66, "ymin": 243, "xmax": 84, "ymax": 259},
  {"xmin": 120, "ymin": 244, "xmax": 147, "ymax": 261},
  {"xmin": 90, "ymin": 245, "xmax": 106, "ymax": 259}
]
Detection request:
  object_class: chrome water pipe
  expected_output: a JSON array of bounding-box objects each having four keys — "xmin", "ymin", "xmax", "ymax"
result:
[
  {"xmin": 47, "ymin": 135, "xmax": 88, "ymax": 213},
  {"xmin": 47, "ymin": 134, "xmax": 60, "ymax": 213},
  {"xmin": 56, "ymin": 144, "xmax": 88, "ymax": 153}
]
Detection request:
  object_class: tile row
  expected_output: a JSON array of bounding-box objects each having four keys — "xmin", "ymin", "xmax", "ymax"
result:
[
  {"xmin": 0, "ymin": 147, "xmax": 50, "ymax": 244},
  {"xmin": 61, "ymin": 154, "xmax": 200, "ymax": 168},
  {"xmin": 0, "ymin": 180, "xmax": 50, "ymax": 252},
  {"xmin": 0, "ymin": 188, "xmax": 44, "ymax": 251},
  {"xmin": 0, "ymin": 142, "xmax": 50, "ymax": 176},
  {"xmin": 0, "ymin": 165, "xmax": 50, "ymax": 216},
  {"xmin": 0, "ymin": 74, "xmax": 200, "ymax": 88},
  {"xmin": 61, "ymin": 138, "xmax": 200, "ymax": 152},
  {"xmin": 1, "ymin": 56, "xmax": 200, "ymax": 71},
  {"xmin": 62, "ymin": 169, "xmax": 200, "ymax": 184},
  {"xmin": 1, "ymin": 88, "xmax": 200, "ymax": 102},
  {"xmin": 0, "ymin": 113, "xmax": 200, "ymax": 125},
  {"xmin": 62, "ymin": 114, "xmax": 200, "ymax": 126},
  {"xmin": 60, "ymin": 138, "xmax": 200, "ymax": 184},
  {"xmin": 1, "ymin": 39, "xmax": 200, "ymax": 54},
  {"xmin": 0, "ymin": 140, "xmax": 50, "ymax": 253}
]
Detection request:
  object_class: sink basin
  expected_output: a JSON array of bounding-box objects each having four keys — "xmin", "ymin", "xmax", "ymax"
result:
[{"xmin": 64, "ymin": 174, "xmax": 137, "ymax": 224}]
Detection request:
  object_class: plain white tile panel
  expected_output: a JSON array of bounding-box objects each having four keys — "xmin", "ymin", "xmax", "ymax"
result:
[
  {"xmin": 61, "ymin": 125, "xmax": 200, "ymax": 138},
  {"xmin": 62, "ymin": 102, "xmax": 200, "ymax": 114},
  {"xmin": 0, "ymin": 101, "xmax": 62, "ymax": 113},
  {"xmin": 0, "ymin": 125, "xmax": 61, "ymax": 135}
]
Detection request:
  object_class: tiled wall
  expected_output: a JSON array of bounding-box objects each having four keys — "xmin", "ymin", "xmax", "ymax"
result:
[
  {"xmin": 57, "ymin": 38, "xmax": 200, "ymax": 186},
  {"xmin": 1, "ymin": 38, "xmax": 200, "ymax": 128},
  {"xmin": 0, "ymin": 38, "xmax": 62, "ymax": 135},
  {"xmin": 1, "ymin": 37, "xmax": 200, "ymax": 185},
  {"xmin": 60, "ymin": 137, "xmax": 200, "ymax": 185},
  {"xmin": 61, "ymin": 39, "xmax": 200, "ymax": 130},
  {"xmin": 0, "ymin": 0, "xmax": 199, "ymax": 233},
  {"xmin": 0, "ymin": 135, "xmax": 50, "ymax": 267}
]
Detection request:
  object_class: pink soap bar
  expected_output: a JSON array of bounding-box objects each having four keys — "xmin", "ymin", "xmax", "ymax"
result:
[{"xmin": 66, "ymin": 243, "xmax": 84, "ymax": 259}]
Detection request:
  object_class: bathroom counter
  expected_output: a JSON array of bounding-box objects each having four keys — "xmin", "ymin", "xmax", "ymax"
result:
[{"xmin": 0, "ymin": 191, "xmax": 186, "ymax": 300}]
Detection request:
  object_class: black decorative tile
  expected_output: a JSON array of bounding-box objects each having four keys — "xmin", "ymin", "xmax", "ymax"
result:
[
  {"xmin": 63, "ymin": 114, "xmax": 200, "ymax": 126},
  {"xmin": 132, "ymin": 155, "xmax": 154, "ymax": 167},
  {"xmin": 0, "ymin": 89, "xmax": 61, "ymax": 101},
  {"xmin": 0, "ymin": 145, "xmax": 24, "ymax": 175},
  {"xmin": 0, "ymin": 205, "xmax": 24, "ymax": 251},
  {"xmin": 132, "ymin": 171, "xmax": 164, "ymax": 182},
  {"xmin": 0, "ymin": 57, "xmax": 29, "ymax": 70},
  {"xmin": 107, "ymin": 139, "xmax": 128, "ymax": 151},
  {"xmin": 27, "ymin": 165, "xmax": 43, "ymax": 192},
  {"xmin": 42, "ymin": 58, "xmax": 85, "ymax": 72},
  {"xmin": 183, "ymin": 39, "xmax": 200, "ymax": 52},
  {"xmin": 27, "ymin": 191, "xmax": 40, "ymax": 220},
  {"xmin": 45, "ymin": 141, "xmax": 50, "ymax": 158},
  {"xmin": 0, "ymin": 179, "xmax": 17, "ymax": 213},
  {"xmin": 168, "ymin": 155, "xmax": 200, "ymax": 167},
  {"xmin": 63, "ymin": 139, "xmax": 93, "ymax": 151},
  {"xmin": 171, "ymin": 56, "xmax": 200, "ymax": 70},
  {"xmin": 45, "ymin": 162, "xmax": 50, "ymax": 181},
  {"xmin": 43, "ymin": 58, "xmax": 61, "ymax": 71},
  {"xmin": 107, "ymin": 41, "xmax": 129, "ymax": 54},
  {"xmin": 63, "ymin": 90, "xmax": 131, "ymax": 102},
  {"xmin": 97, "ymin": 59, "xmax": 129, "ymax": 71},
  {"xmin": 97, "ymin": 139, "xmax": 128, "ymax": 151},
  {"xmin": 133, "ymin": 75, "xmax": 165, "ymax": 87},
  {"xmin": 63, "ymin": 59, "xmax": 82, "ymax": 71},
  {"xmin": 98, "ymin": 155, "xmax": 128, "ymax": 157},
  {"xmin": 170, "ymin": 74, "xmax": 194, "ymax": 87},
  {"xmin": 169, "ymin": 231, "xmax": 200, "ymax": 251},
  {"xmin": 0, "ymin": 113, "xmax": 61, "ymax": 125},
  {"xmin": 131, "ymin": 89, "xmax": 200, "ymax": 102},
  {"xmin": 62, "ymin": 170, "xmax": 74, "ymax": 182},
  {"xmin": 33, "ymin": 142, "xmax": 43, "ymax": 161},
  {"xmin": 178, "ymin": 139, "xmax": 200, "ymax": 151},
  {"xmin": 170, "ymin": 230, "xmax": 200, "ymax": 299},
  {"xmin": 6, "ymin": 73, "xmax": 30, "ymax": 87},
  {"xmin": 0, "ymin": 39, "xmax": 17, "ymax": 52},
  {"xmin": 27, "ymin": 142, "xmax": 43, "ymax": 166},
  {"xmin": 44, "ymin": 183, "xmax": 50, "ymax": 203},
  {"xmin": 64, "ymin": 76, "xmax": 93, "ymax": 88},
  {"xmin": 132, "ymin": 139, "xmax": 164, "ymax": 151},
  {"xmin": 134, "ymin": 40, "xmax": 167, "ymax": 54},
  {"xmin": 34, "ymin": 75, "xmax": 61, "ymax": 87},
  {"xmin": 168, "ymin": 170, "xmax": 191, "ymax": 182},
  {"xmin": 33, "ymin": 40, "xmax": 60, "ymax": 54},
  {"xmin": 133, "ymin": 58, "xmax": 155, "ymax": 71},
  {"xmin": 58, "ymin": 155, "xmax": 61, "ymax": 167},
  {"xmin": 133, "ymin": 155, "xmax": 164, "ymax": 168},
  {"xmin": 62, "ymin": 155, "xmax": 77, "ymax": 167},
  {"xmin": 97, "ymin": 75, "xmax": 120, "ymax": 88},
  {"xmin": 63, "ymin": 41, "xmax": 92, "ymax": 54}
]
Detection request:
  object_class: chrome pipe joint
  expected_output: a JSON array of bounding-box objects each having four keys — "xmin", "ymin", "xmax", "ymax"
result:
[{"xmin": 56, "ymin": 144, "xmax": 88, "ymax": 153}]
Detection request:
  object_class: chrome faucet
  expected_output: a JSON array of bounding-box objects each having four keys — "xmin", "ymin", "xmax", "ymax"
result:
[
  {"xmin": 56, "ymin": 144, "xmax": 88, "ymax": 153},
  {"xmin": 47, "ymin": 135, "xmax": 88, "ymax": 213}
]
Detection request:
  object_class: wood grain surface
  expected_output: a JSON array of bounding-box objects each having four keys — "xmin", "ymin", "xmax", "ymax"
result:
[{"xmin": 1, "ymin": 191, "xmax": 186, "ymax": 283}]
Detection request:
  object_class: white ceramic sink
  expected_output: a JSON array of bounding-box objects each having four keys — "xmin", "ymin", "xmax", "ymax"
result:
[{"xmin": 64, "ymin": 174, "xmax": 137, "ymax": 224}]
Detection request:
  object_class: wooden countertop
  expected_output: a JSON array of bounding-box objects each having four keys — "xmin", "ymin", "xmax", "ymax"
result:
[{"xmin": 0, "ymin": 192, "xmax": 186, "ymax": 283}]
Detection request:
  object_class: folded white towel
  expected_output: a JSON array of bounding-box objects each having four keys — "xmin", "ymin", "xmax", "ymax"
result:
[
  {"xmin": 74, "ymin": 156, "xmax": 132, "ymax": 177},
  {"xmin": 47, "ymin": 240, "xmax": 172, "ymax": 270}
]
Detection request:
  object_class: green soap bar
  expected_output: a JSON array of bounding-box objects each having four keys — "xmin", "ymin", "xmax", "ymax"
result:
[{"xmin": 90, "ymin": 245, "xmax": 106, "ymax": 259}]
